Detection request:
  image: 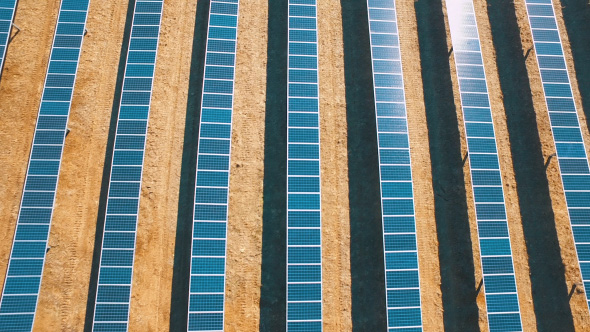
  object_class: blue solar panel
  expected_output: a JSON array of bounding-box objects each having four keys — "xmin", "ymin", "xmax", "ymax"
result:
[
  {"xmin": 187, "ymin": 1, "xmax": 239, "ymax": 331},
  {"xmin": 0, "ymin": 1, "xmax": 89, "ymax": 331},
  {"xmin": 287, "ymin": 0, "xmax": 322, "ymax": 331},
  {"xmin": 0, "ymin": 0, "xmax": 17, "ymax": 78},
  {"xmin": 446, "ymin": 0, "xmax": 523, "ymax": 330},
  {"xmin": 366, "ymin": 0, "xmax": 423, "ymax": 330},
  {"xmin": 524, "ymin": 0, "xmax": 590, "ymax": 315},
  {"xmin": 90, "ymin": 1, "xmax": 163, "ymax": 331}
]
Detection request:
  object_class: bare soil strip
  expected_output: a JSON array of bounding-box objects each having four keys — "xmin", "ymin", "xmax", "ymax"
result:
[
  {"xmin": 127, "ymin": 0, "xmax": 197, "ymax": 330},
  {"xmin": 224, "ymin": 0, "xmax": 268, "ymax": 330},
  {"xmin": 317, "ymin": 1, "xmax": 353, "ymax": 330}
]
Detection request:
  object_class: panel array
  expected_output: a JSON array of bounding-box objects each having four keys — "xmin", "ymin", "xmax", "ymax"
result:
[
  {"xmin": 187, "ymin": 1, "xmax": 239, "ymax": 331},
  {"xmin": 445, "ymin": 0, "xmax": 523, "ymax": 331},
  {"xmin": 0, "ymin": 1, "xmax": 90, "ymax": 331},
  {"xmin": 524, "ymin": 0, "xmax": 590, "ymax": 313},
  {"xmin": 366, "ymin": 1, "xmax": 423, "ymax": 331},
  {"xmin": 286, "ymin": 0, "xmax": 322, "ymax": 331},
  {"xmin": 0, "ymin": 0, "xmax": 17, "ymax": 77},
  {"xmin": 91, "ymin": 1, "xmax": 163, "ymax": 331}
]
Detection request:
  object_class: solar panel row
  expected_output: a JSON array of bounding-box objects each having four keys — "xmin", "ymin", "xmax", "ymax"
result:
[
  {"xmin": 445, "ymin": 0, "xmax": 523, "ymax": 331},
  {"xmin": 187, "ymin": 1, "xmax": 239, "ymax": 331},
  {"xmin": 286, "ymin": 0, "xmax": 322, "ymax": 331},
  {"xmin": 365, "ymin": 0, "xmax": 423, "ymax": 331},
  {"xmin": 524, "ymin": 0, "xmax": 590, "ymax": 315},
  {"xmin": 91, "ymin": 1, "xmax": 163, "ymax": 331},
  {"xmin": 0, "ymin": 0, "xmax": 90, "ymax": 331},
  {"xmin": 0, "ymin": 0, "xmax": 17, "ymax": 78}
]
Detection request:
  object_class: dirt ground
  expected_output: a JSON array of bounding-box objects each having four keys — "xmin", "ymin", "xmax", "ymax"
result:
[
  {"xmin": 127, "ymin": 0, "xmax": 197, "ymax": 330},
  {"xmin": 223, "ymin": 0, "xmax": 268, "ymax": 330},
  {"xmin": 442, "ymin": 0, "xmax": 538, "ymax": 330},
  {"xmin": 512, "ymin": 0, "xmax": 590, "ymax": 330},
  {"xmin": 316, "ymin": 1, "xmax": 354, "ymax": 330},
  {"xmin": 397, "ymin": 0, "xmax": 445, "ymax": 330}
]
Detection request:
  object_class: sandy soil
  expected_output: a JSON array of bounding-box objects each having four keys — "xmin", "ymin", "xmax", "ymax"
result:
[
  {"xmin": 223, "ymin": 0, "xmax": 268, "ymax": 330},
  {"xmin": 442, "ymin": 0, "xmax": 538, "ymax": 330},
  {"xmin": 512, "ymin": 0, "xmax": 590, "ymax": 330},
  {"xmin": 397, "ymin": 0, "xmax": 445, "ymax": 330},
  {"xmin": 316, "ymin": 1, "xmax": 353, "ymax": 330}
]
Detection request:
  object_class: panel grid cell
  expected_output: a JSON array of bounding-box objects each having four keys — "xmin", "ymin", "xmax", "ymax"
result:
[
  {"xmin": 90, "ymin": 1, "xmax": 163, "ymax": 332},
  {"xmin": 287, "ymin": 0, "xmax": 322, "ymax": 331},
  {"xmin": 446, "ymin": 0, "xmax": 523, "ymax": 331},
  {"xmin": 0, "ymin": 1, "xmax": 90, "ymax": 331},
  {"xmin": 187, "ymin": 1, "xmax": 239, "ymax": 331},
  {"xmin": 366, "ymin": 0, "xmax": 423, "ymax": 330},
  {"xmin": 524, "ymin": 0, "xmax": 590, "ymax": 315},
  {"xmin": 0, "ymin": 0, "xmax": 17, "ymax": 79}
]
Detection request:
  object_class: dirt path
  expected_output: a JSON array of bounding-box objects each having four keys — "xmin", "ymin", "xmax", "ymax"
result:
[
  {"xmin": 224, "ymin": 0, "xmax": 268, "ymax": 330},
  {"xmin": 512, "ymin": 0, "xmax": 590, "ymax": 330},
  {"xmin": 317, "ymin": 1, "xmax": 353, "ymax": 330},
  {"xmin": 126, "ymin": 0, "xmax": 197, "ymax": 330}
]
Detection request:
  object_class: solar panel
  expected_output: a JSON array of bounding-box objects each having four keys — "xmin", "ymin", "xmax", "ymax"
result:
[
  {"xmin": 524, "ymin": 0, "xmax": 590, "ymax": 315},
  {"xmin": 187, "ymin": 1, "xmax": 239, "ymax": 331},
  {"xmin": 365, "ymin": 1, "xmax": 423, "ymax": 331},
  {"xmin": 286, "ymin": 0, "xmax": 322, "ymax": 331},
  {"xmin": 90, "ymin": 1, "xmax": 163, "ymax": 331},
  {"xmin": 0, "ymin": 0, "xmax": 90, "ymax": 331},
  {"xmin": 445, "ymin": 0, "xmax": 523, "ymax": 330},
  {"xmin": 0, "ymin": 0, "xmax": 17, "ymax": 78}
]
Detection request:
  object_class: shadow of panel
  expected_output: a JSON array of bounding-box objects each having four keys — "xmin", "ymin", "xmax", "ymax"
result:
[
  {"xmin": 559, "ymin": 0, "xmax": 590, "ymax": 130},
  {"xmin": 258, "ymin": 0, "xmax": 288, "ymax": 331},
  {"xmin": 487, "ymin": 0, "xmax": 575, "ymax": 331},
  {"xmin": 168, "ymin": 1, "xmax": 210, "ymax": 331},
  {"xmin": 340, "ymin": 0, "xmax": 387, "ymax": 331},
  {"xmin": 83, "ymin": 1, "xmax": 136, "ymax": 331},
  {"xmin": 414, "ymin": 0, "xmax": 480, "ymax": 330}
]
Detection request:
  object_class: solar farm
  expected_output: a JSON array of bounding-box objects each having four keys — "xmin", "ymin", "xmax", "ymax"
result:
[{"xmin": 1, "ymin": 0, "xmax": 590, "ymax": 331}]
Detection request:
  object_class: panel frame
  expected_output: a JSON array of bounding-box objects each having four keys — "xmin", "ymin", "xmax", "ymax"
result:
[
  {"xmin": 0, "ymin": 0, "xmax": 18, "ymax": 79},
  {"xmin": 365, "ymin": 0, "xmax": 424, "ymax": 331},
  {"xmin": 445, "ymin": 0, "xmax": 524, "ymax": 331},
  {"xmin": 523, "ymin": 0, "xmax": 590, "ymax": 315},
  {"xmin": 186, "ymin": 0, "xmax": 240, "ymax": 331},
  {"xmin": 286, "ymin": 0, "xmax": 323, "ymax": 331},
  {"xmin": 90, "ymin": 1, "xmax": 164, "ymax": 331},
  {"xmin": 0, "ymin": 1, "xmax": 90, "ymax": 331}
]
